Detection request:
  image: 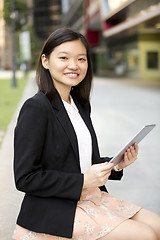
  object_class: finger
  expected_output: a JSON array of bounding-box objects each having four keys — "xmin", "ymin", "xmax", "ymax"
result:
[
  {"xmin": 95, "ymin": 170, "xmax": 111, "ymax": 185},
  {"xmin": 134, "ymin": 142, "xmax": 139, "ymax": 153},
  {"xmin": 130, "ymin": 146, "xmax": 136, "ymax": 158},
  {"xmin": 101, "ymin": 172, "xmax": 112, "ymax": 185},
  {"xmin": 99, "ymin": 162, "xmax": 114, "ymax": 172},
  {"xmin": 130, "ymin": 145, "xmax": 138, "ymax": 160},
  {"xmin": 124, "ymin": 152, "xmax": 128, "ymax": 161},
  {"xmin": 129, "ymin": 148, "xmax": 138, "ymax": 162},
  {"xmin": 97, "ymin": 163, "xmax": 113, "ymax": 178},
  {"xmin": 99, "ymin": 167, "xmax": 113, "ymax": 178},
  {"xmin": 96, "ymin": 170, "xmax": 109, "ymax": 178},
  {"xmin": 105, "ymin": 170, "xmax": 112, "ymax": 177},
  {"xmin": 127, "ymin": 148, "xmax": 134, "ymax": 161}
]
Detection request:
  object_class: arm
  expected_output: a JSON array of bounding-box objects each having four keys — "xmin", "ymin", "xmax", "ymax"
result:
[{"xmin": 14, "ymin": 97, "xmax": 83, "ymax": 201}]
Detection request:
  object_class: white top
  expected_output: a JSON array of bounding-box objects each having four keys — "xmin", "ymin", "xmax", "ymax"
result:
[{"xmin": 62, "ymin": 97, "xmax": 92, "ymax": 173}]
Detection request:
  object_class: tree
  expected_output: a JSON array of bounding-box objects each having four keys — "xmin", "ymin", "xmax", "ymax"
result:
[
  {"xmin": 3, "ymin": 0, "xmax": 28, "ymax": 31},
  {"xmin": 3, "ymin": 0, "xmax": 43, "ymax": 69}
]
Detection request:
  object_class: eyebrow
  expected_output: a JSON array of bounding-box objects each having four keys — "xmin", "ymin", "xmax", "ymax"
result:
[{"xmin": 57, "ymin": 51, "xmax": 87, "ymax": 56}]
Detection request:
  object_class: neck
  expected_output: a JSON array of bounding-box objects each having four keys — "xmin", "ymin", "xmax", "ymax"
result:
[
  {"xmin": 62, "ymin": 94, "xmax": 71, "ymax": 104},
  {"xmin": 52, "ymin": 80, "xmax": 72, "ymax": 103},
  {"xmin": 56, "ymin": 86, "xmax": 71, "ymax": 104}
]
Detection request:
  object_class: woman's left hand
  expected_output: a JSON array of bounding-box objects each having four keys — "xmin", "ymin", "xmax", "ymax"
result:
[{"xmin": 115, "ymin": 143, "xmax": 138, "ymax": 170}]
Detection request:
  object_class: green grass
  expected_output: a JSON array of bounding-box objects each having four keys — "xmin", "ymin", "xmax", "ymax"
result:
[{"xmin": 0, "ymin": 76, "xmax": 27, "ymax": 131}]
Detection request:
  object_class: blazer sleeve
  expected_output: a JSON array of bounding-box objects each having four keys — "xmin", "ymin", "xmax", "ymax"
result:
[
  {"xmin": 14, "ymin": 97, "xmax": 83, "ymax": 201},
  {"xmin": 103, "ymin": 157, "xmax": 123, "ymax": 180}
]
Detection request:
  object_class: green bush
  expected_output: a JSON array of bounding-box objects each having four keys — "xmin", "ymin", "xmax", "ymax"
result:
[{"xmin": 0, "ymin": 76, "xmax": 27, "ymax": 130}]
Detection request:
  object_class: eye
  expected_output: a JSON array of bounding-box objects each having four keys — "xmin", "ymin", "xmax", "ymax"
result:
[
  {"xmin": 59, "ymin": 57, "xmax": 68, "ymax": 60},
  {"xmin": 78, "ymin": 58, "xmax": 87, "ymax": 62}
]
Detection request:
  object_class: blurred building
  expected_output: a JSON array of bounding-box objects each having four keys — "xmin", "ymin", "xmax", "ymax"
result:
[
  {"xmin": 61, "ymin": 0, "xmax": 85, "ymax": 33},
  {"xmin": 99, "ymin": 0, "xmax": 160, "ymax": 79},
  {"xmin": 33, "ymin": 0, "xmax": 61, "ymax": 40},
  {"xmin": 61, "ymin": 0, "xmax": 160, "ymax": 80}
]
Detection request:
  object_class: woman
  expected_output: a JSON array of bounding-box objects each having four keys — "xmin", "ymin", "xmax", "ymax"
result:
[{"xmin": 13, "ymin": 28, "xmax": 160, "ymax": 240}]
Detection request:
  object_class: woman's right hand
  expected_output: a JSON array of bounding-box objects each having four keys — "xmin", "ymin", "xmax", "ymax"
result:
[{"xmin": 83, "ymin": 162, "xmax": 114, "ymax": 189}]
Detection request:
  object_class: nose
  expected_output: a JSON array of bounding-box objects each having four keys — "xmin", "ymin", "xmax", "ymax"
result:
[{"xmin": 68, "ymin": 59, "xmax": 78, "ymax": 70}]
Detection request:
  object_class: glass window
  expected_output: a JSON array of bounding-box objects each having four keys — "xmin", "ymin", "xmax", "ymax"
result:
[{"xmin": 147, "ymin": 51, "xmax": 158, "ymax": 69}]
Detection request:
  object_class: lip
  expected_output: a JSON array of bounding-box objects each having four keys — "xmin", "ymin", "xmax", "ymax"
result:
[{"xmin": 64, "ymin": 72, "xmax": 80, "ymax": 78}]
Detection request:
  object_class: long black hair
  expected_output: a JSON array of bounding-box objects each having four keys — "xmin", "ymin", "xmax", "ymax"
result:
[{"xmin": 36, "ymin": 28, "xmax": 93, "ymax": 104}]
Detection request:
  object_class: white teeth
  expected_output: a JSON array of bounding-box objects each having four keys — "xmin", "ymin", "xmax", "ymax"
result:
[{"xmin": 65, "ymin": 73, "xmax": 78, "ymax": 77}]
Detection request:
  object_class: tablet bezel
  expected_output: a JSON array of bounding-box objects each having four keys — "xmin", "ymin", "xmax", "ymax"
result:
[{"xmin": 109, "ymin": 124, "xmax": 156, "ymax": 165}]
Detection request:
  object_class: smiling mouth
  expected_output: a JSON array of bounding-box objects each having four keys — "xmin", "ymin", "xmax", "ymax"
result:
[{"xmin": 64, "ymin": 73, "xmax": 79, "ymax": 77}]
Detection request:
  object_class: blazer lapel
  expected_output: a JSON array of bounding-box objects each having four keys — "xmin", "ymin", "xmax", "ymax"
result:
[
  {"xmin": 73, "ymin": 98, "xmax": 100, "ymax": 164},
  {"xmin": 50, "ymin": 91, "xmax": 80, "ymax": 165},
  {"xmin": 73, "ymin": 98, "xmax": 93, "ymax": 137}
]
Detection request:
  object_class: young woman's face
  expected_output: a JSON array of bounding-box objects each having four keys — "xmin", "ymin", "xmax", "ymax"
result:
[{"xmin": 42, "ymin": 40, "xmax": 88, "ymax": 93}]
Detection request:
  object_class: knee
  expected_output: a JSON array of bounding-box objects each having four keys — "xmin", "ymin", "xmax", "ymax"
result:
[
  {"xmin": 153, "ymin": 214, "xmax": 160, "ymax": 236},
  {"xmin": 140, "ymin": 226, "xmax": 158, "ymax": 240}
]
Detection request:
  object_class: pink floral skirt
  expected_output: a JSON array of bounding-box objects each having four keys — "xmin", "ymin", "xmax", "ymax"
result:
[{"xmin": 12, "ymin": 187, "xmax": 141, "ymax": 240}]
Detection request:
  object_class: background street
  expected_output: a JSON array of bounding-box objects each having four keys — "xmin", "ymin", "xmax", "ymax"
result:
[
  {"xmin": 91, "ymin": 77, "xmax": 160, "ymax": 214},
  {"xmin": 0, "ymin": 75, "xmax": 160, "ymax": 239}
]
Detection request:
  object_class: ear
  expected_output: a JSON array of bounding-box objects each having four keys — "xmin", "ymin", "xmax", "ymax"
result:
[{"xmin": 41, "ymin": 54, "xmax": 49, "ymax": 69}]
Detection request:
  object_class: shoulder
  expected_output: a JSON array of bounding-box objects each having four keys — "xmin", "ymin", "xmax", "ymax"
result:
[
  {"xmin": 26, "ymin": 91, "xmax": 50, "ymax": 106},
  {"xmin": 18, "ymin": 91, "xmax": 52, "ymax": 121},
  {"xmin": 15, "ymin": 93, "xmax": 50, "ymax": 140},
  {"xmin": 22, "ymin": 91, "xmax": 51, "ymax": 111}
]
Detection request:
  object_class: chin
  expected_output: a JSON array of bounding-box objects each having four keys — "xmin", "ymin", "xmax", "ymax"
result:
[{"xmin": 68, "ymin": 79, "xmax": 83, "ymax": 87}]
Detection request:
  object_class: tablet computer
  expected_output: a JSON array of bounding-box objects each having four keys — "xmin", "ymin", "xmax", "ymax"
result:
[{"xmin": 109, "ymin": 124, "xmax": 156, "ymax": 165}]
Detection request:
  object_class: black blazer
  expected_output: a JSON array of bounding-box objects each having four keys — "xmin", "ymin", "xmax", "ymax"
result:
[{"xmin": 14, "ymin": 90, "xmax": 123, "ymax": 238}]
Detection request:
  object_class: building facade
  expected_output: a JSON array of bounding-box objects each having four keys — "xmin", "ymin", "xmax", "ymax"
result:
[
  {"xmin": 99, "ymin": 0, "xmax": 160, "ymax": 79},
  {"xmin": 61, "ymin": 0, "xmax": 160, "ymax": 80},
  {"xmin": 61, "ymin": 0, "xmax": 85, "ymax": 33},
  {"xmin": 33, "ymin": 0, "xmax": 61, "ymax": 40}
]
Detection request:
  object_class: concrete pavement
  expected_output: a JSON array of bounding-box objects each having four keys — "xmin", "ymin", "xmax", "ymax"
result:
[
  {"xmin": 0, "ymin": 70, "xmax": 24, "ymax": 79},
  {"xmin": 0, "ymin": 73, "xmax": 160, "ymax": 239}
]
